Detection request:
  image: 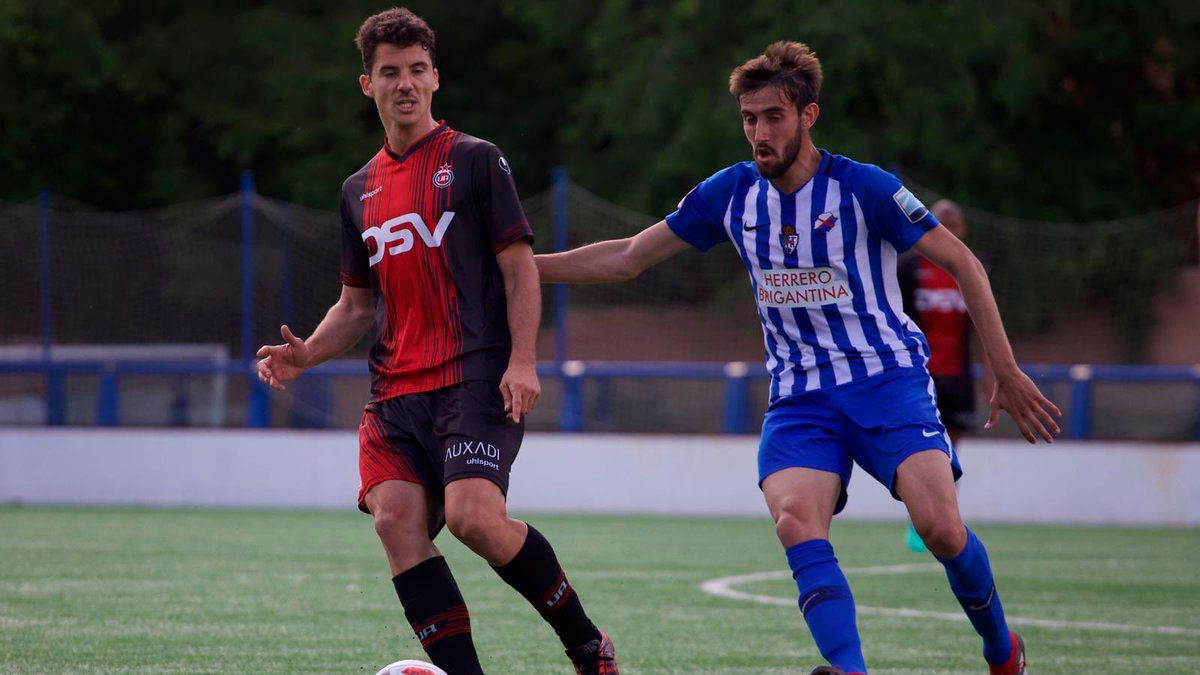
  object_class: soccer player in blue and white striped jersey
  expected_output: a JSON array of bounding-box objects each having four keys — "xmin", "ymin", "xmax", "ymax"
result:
[{"xmin": 536, "ymin": 42, "xmax": 1059, "ymax": 675}]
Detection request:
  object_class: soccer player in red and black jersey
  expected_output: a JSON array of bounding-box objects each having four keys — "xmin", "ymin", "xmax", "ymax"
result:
[
  {"xmin": 899, "ymin": 200, "xmax": 980, "ymax": 447},
  {"xmin": 255, "ymin": 9, "xmax": 616, "ymax": 674},
  {"xmin": 898, "ymin": 199, "xmax": 983, "ymax": 552}
]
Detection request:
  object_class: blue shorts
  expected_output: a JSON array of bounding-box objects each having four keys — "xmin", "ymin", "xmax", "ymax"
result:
[{"xmin": 758, "ymin": 365, "xmax": 962, "ymax": 514}]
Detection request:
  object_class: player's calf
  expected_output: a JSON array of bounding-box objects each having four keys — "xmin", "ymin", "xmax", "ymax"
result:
[
  {"xmin": 788, "ymin": 539, "xmax": 868, "ymax": 674},
  {"xmin": 392, "ymin": 556, "xmax": 484, "ymax": 675},
  {"xmin": 492, "ymin": 525, "xmax": 606, "ymax": 656},
  {"xmin": 936, "ymin": 528, "xmax": 1014, "ymax": 668}
]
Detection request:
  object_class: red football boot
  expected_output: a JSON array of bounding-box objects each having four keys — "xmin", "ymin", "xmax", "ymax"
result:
[
  {"xmin": 988, "ymin": 631, "xmax": 1027, "ymax": 675},
  {"xmin": 565, "ymin": 630, "xmax": 619, "ymax": 675}
]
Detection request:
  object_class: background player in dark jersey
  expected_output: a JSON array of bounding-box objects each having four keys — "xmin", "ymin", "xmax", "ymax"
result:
[
  {"xmin": 255, "ymin": 9, "xmax": 616, "ymax": 674},
  {"xmin": 898, "ymin": 200, "xmax": 979, "ymax": 552}
]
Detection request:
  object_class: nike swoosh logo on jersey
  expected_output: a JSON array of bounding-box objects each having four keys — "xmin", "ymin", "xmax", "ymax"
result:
[
  {"xmin": 743, "ymin": 223, "xmax": 759, "ymax": 231},
  {"xmin": 922, "ymin": 429, "xmax": 941, "ymax": 438}
]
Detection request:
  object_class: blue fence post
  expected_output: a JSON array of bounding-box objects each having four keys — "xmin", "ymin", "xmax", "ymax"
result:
[
  {"xmin": 551, "ymin": 167, "xmax": 570, "ymax": 364},
  {"xmin": 242, "ymin": 171, "xmax": 270, "ymax": 428},
  {"xmin": 170, "ymin": 377, "xmax": 190, "ymax": 427},
  {"xmin": 560, "ymin": 360, "xmax": 584, "ymax": 432},
  {"xmin": 38, "ymin": 187, "xmax": 65, "ymax": 426},
  {"xmin": 45, "ymin": 371, "xmax": 66, "ymax": 425},
  {"xmin": 279, "ymin": 202, "xmax": 294, "ymax": 328},
  {"xmin": 1194, "ymin": 365, "xmax": 1200, "ymax": 441},
  {"xmin": 1067, "ymin": 364, "xmax": 1092, "ymax": 440},
  {"xmin": 96, "ymin": 363, "xmax": 119, "ymax": 426},
  {"xmin": 721, "ymin": 361, "xmax": 750, "ymax": 434}
]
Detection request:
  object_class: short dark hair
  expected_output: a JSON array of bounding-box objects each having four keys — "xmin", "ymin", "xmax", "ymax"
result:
[
  {"xmin": 729, "ymin": 41, "xmax": 823, "ymax": 109},
  {"xmin": 355, "ymin": 7, "xmax": 436, "ymax": 75}
]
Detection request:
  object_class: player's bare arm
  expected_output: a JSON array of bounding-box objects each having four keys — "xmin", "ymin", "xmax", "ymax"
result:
[
  {"xmin": 535, "ymin": 220, "xmax": 691, "ymax": 284},
  {"xmin": 496, "ymin": 240, "xmax": 542, "ymax": 423},
  {"xmin": 912, "ymin": 225, "xmax": 1062, "ymax": 443},
  {"xmin": 255, "ymin": 285, "xmax": 374, "ymax": 391}
]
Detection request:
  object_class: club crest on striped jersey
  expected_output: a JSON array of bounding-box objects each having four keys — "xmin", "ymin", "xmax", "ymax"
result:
[
  {"xmin": 780, "ymin": 224, "xmax": 799, "ymax": 255},
  {"xmin": 432, "ymin": 163, "xmax": 454, "ymax": 189},
  {"xmin": 814, "ymin": 211, "xmax": 838, "ymax": 232}
]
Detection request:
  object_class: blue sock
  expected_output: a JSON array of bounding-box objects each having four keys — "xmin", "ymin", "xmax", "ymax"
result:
[
  {"xmin": 786, "ymin": 539, "xmax": 867, "ymax": 673},
  {"xmin": 936, "ymin": 528, "xmax": 1012, "ymax": 665}
]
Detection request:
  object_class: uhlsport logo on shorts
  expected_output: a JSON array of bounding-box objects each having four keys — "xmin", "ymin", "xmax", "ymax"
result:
[
  {"xmin": 446, "ymin": 440, "xmax": 501, "ymax": 472},
  {"xmin": 432, "ymin": 163, "xmax": 454, "ymax": 188}
]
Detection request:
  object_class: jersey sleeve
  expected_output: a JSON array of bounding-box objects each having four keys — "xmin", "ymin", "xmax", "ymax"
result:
[
  {"xmin": 339, "ymin": 191, "xmax": 371, "ymax": 288},
  {"xmin": 475, "ymin": 145, "xmax": 534, "ymax": 254},
  {"xmin": 857, "ymin": 165, "xmax": 939, "ymax": 252},
  {"xmin": 663, "ymin": 168, "xmax": 734, "ymax": 252}
]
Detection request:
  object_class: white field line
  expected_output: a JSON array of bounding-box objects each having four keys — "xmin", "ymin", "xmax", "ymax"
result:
[{"xmin": 699, "ymin": 565, "xmax": 1200, "ymax": 637}]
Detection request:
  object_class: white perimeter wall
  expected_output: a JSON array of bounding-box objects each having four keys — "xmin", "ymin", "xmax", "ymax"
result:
[{"xmin": 1, "ymin": 428, "xmax": 1197, "ymax": 526}]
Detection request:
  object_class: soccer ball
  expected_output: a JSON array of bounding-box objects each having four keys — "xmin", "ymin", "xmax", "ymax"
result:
[{"xmin": 374, "ymin": 660, "xmax": 447, "ymax": 675}]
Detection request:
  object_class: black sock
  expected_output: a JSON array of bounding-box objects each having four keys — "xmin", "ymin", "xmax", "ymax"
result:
[
  {"xmin": 392, "ymin": 556, "xmax": 483, "ymax": 675},
  {"xmin": 492, "ymin": 524, "xmax": 601, "ymax": 650}
]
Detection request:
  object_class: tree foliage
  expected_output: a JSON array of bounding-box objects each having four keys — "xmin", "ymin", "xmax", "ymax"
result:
[
  {"xmin": 3, "ymin": 0, "xmax": 1196, "ymax": 216},
  {"xmin": 3, "ymin": 0, "xmax": 1197, "ymax": 359},
  {"xmin": 549, "ymin": 0, "xmax": 1200, "ymax": 219},
  {"xmin": 0, "ymin": 0, "xmax": 587, "ymax": 208}
]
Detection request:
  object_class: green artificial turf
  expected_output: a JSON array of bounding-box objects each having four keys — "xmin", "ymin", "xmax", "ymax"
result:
[{"xmin": 1, "ymin": 507, "xmax": 1196, "ymax": 674}]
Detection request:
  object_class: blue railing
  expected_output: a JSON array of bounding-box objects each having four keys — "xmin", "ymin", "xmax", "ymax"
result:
[{"xmin": 2, "ymin": 359, "xmax": 1198, "ymax": 439}]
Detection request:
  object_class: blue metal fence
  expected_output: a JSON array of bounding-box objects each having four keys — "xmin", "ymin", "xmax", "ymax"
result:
[
  {"xmin": 17, "ymin": 173, "xmax": 1200, "ymax": 438},
  {"xmin": 2, "ymin": 358, "xmax": 1197, "ymax": 439}
]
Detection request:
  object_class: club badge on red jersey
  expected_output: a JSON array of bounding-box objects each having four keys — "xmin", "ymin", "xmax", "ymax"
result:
[{"xmin": 432, "ymin": 163, "xmax": 454, "ymax": 189}]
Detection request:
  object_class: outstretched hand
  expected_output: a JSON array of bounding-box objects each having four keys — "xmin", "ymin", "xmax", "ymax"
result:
[
  {"xmin": 255, "ymin": 325, "xmax": 310, "ymax": 391},
  {"xmin": 985, "ymin": 370, "xmax": 1062, "ymax": 443}
]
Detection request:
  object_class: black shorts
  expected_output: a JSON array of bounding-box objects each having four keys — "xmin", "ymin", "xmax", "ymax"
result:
[
  {"xmin": 356, "ymin": 380, "xmax": 523, "ymax": 522},
  {"xmin": 932, "ymin": 374, "xmax": 977, "ymax": 433}
]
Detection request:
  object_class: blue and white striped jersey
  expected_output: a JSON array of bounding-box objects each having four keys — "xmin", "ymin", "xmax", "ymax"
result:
[{"xmin": 665, "ymin": 150, "xmax": 940, "ymax": 402}]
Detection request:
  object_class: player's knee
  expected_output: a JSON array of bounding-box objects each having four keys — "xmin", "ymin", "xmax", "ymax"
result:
[
  {"xmin": 773, "ymin": 508, "xmax": 828, "ymax": 546},
  {"xmin": 917, "ymin": 519, "xmax": 967, "ymax": 557},
  {"xmin": 444, "ymin": 500, "xmax": 503, "ymax": 550},
  {"xmin": 444, "ymin": 510, "xmax": 479, "ymax": 545},
  {"xmin": 372, "ymin": 507, "xmax": 425, "ymax": 544}
]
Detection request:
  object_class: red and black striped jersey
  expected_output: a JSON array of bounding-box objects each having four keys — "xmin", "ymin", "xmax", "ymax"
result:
[
  {"xmin": 339, "ymin": 122, "xmax": 533, "ymax": 401},
  {"xmin": 899, "ymin": 254, "xmax": 971, "ymax": 377}
]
